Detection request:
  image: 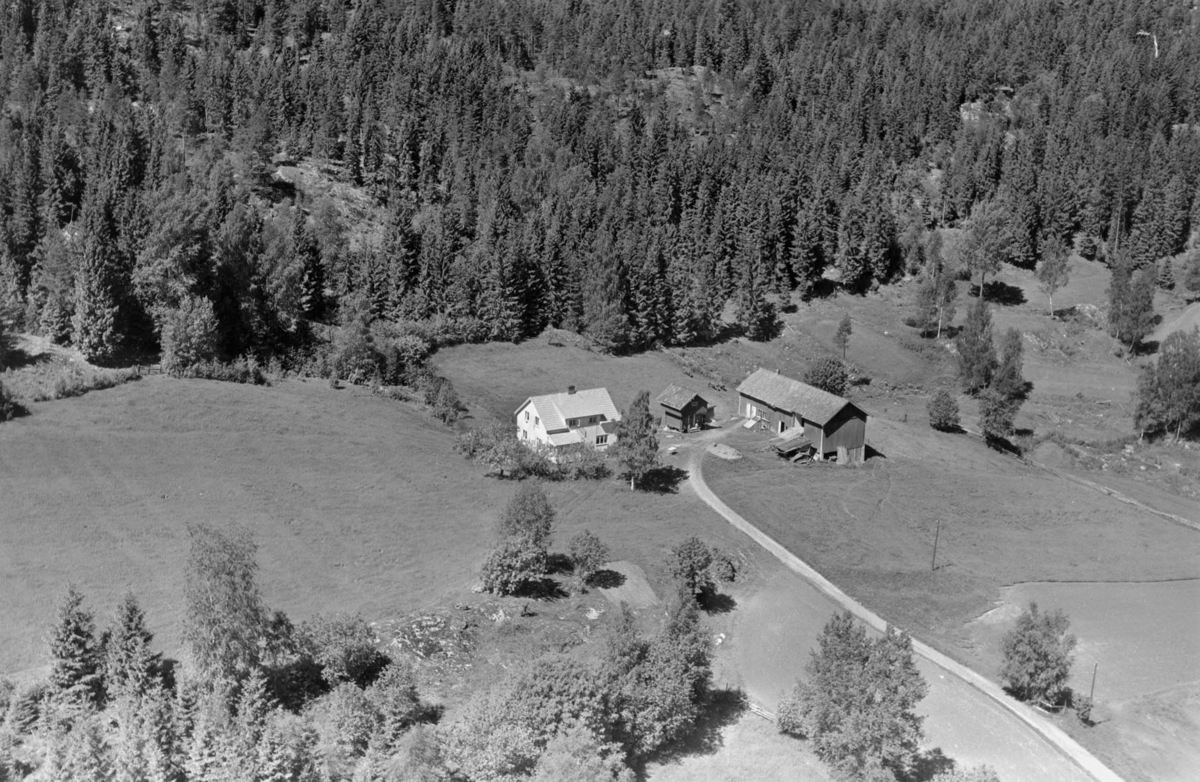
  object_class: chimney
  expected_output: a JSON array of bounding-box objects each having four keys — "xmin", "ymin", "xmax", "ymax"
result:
[{"xmin": 567, "ymin": 385, "xmax": 576, "ymax": 395}]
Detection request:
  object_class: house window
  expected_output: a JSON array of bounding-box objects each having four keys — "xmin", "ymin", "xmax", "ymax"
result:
[
  {"xmin": 535, "ymin": 416, "xmax": 539, "ymax": 427},
  {"xmin": 595, "ymin": 434, "xmax": 608, "ymax": 445},
  {"xmin": 779, "ymin": 420, "xmax": 786, "ymax": 434},
  {"xmin": 589, "ymin": 416, "xmax": 598, "ymax": 424},
  {"xmin": 521, "ymin": 429, "xmax": 527, "ymax": 440},
  {"xmin": 525, "ymin": 411, "xmax": 529, "ymax": 422},
  {"xmin": 568, "ymin": 419, "xmax": 576, "ymax": 427}
]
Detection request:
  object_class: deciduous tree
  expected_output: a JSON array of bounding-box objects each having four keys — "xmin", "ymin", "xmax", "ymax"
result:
[
  {"xmin": 567, "ymin": 530, "xmax": 610, "ymax": 592},
  {"xmin": 1135, "ymin": 327, "xmax": 1200, "ymax": 440},
  {"xmin": 927, "ymin": 389, "xmax": 960, "ymax": 431},
  {"xmin": 956, "ymin": 299, "xmax": 997, "ymax": 394},
  {"xmin": 1036, "ymin": 236, "xmax": 1070, "ymax": 319},
  {"xmin": 834, "ymin": 314, "xmax": 852, "ymax": 358},
  {"xmin": 1000, "ymin": 602, "xmax": 1076, "ymax": 708},
  {"xmin": 182, "ymin": 523, "xmax": 268, "ymax": 683},
  {"xmin": 612, "ymin": 390, "xmax": 659, "ymax": 490},
  {"xmin": 778, "ymin": 611, "xmax": 927, "ymax": 781},
  {"xmin": 804, "ymin": 356, "xmax": 848, "ymax": 396}
]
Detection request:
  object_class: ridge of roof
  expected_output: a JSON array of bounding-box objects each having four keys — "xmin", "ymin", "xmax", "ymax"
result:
[{"xmin": 736, "ymin": 368, "xmax": 862, "ymax": 426}]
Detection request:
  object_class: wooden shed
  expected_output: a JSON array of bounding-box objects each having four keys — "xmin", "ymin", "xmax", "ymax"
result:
[
  {"xmin": 736, "ymin": 368, "xmax": 868, "ymax": 463},
  {"xmin": 655, "ymin": 385, "xmax": 711, "ymax": 432}
]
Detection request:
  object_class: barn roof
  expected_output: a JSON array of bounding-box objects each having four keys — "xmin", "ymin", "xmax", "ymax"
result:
[
  {"xmin": 515, "ymin": 387, "xmax": 621, "ymax": 432},
  {"xmin": 737, "ymin": 368, "xmax": 863, "ymax": 426},
  {"xmin": 655, "ymin": 384, "xmax": 706, "ymax": 411}
]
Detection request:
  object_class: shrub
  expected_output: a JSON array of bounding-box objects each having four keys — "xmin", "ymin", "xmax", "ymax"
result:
[
  {"xmin": 0, "ymin": 380, "xmax": 21, "ymax": 421},
  {"xmin": 927, "ymin": 389, "xmax": 960, "ymax": 431},
  {"xmin": 1000, "ymin": 602, "xmax": 1076, "ymax": 708},
  {"xmin": 568, "ymin": 530, "xmax": 610, "ymax": 591},
  {"xmin": 7, "ymin": 682, "xmax": 49, "ymax": 734},
  {"xmin": 160, "ymin": 295, "xmax": 220, "ymax": 372},
  {"xmin": 300, "ymin": 614, "xmax": 386, "ymax": 688},
  {"xmin": 481, "ymin": 539, "xmax": 550, "ymax": 596},
  {"xmin": 804, "ymin": 357, "xmax": 848, "ymax": 396},
  {"xmin": 176, "ymin": 357, "xmax": 268, "ymax": 385},
  {"xmin": 710, "ymin": 550, "xmax": 737, "ymax": 583}
]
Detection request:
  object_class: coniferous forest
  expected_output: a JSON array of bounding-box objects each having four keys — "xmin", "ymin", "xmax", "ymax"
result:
[{"xmin": 2, "ymin": 0, "xmax": 1200, "ymax": 365}]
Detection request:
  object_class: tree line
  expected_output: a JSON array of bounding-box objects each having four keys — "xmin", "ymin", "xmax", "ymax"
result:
[{"xmin": 2, "ymin": 0, "xmax": 1200, "ymax": 368}]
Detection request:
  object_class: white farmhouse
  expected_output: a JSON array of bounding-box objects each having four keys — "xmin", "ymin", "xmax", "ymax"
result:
[{"xmin": 514, "ymin": 385, "xmax": 621, "ymax": 457}]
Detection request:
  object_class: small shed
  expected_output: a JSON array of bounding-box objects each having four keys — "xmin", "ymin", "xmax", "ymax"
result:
[
  {"xmin": 736, "ymin": 368, "xmax": 868, "ymax": 463},
  {"xmin": 656, "ymin": 385, "xmax": 711, "ymax": 432}
]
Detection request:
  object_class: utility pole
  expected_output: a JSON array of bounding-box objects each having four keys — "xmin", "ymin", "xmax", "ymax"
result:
[
  {"xmin": 1089, "ymin": 662, "xmax": 1098, "ymax": 702},
  {"xmin": 931, "ymin": 519, "xmax": 942, "ymax": 572}
]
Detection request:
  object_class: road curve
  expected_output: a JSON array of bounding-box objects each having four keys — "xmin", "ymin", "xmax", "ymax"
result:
[{"xmin": 684, "ymin": 443, "xmax": 1125, "ymax": 782}]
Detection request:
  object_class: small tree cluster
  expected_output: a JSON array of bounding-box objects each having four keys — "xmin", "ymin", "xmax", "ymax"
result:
[
  {"xmin": 927, "ymin": 389, "xmax": 960, "ymax": 431},
  {"xmin": 423, "ymin": 375, "xmax": 462, "ymax": 426},
  {"xmin": 999, "ymin": 602, "xmax": 1077, "ymax": 709},
  {"xmin": 611, "ymin": 390, "xmax": 659, "ymax": 490},
  {"xmin": 778, "ymin": 611, "xmax": 927, "ymax": 781},
  {"xmin": 481, "ymin": 482, "xmax": 556, "ymax": 595},
  {"xmin": 957, "ymin": 299, "xmax": 1029, "ymax": 443},
  {"xmin": 160, "ymin": 294, "xmax": 220, "ymax": 372},
  {"xmin": 299, "ymin": 613, "xmax": 388, "ymax": 688},
  {"xmin": 912, "ymin": 255, "xmax": 959, "ymax": 338},
  {"xmin": 1135, "ymin": 327, "xmax": 1200, "ymax": 441},
  {"xmin": 1108, "ymin": 260, "xmax": 1157, "ymax": 352},
  {"xmin": 455, "ymin": 421, "xmax": 609, "ymax": 481},
  {"xmin": 805, "ymin": 356, "xmax": 849, "ymax": 396},
  {"xmin": 1184, "ymin": 249, "xmax": 1200, "ymax": 297}
]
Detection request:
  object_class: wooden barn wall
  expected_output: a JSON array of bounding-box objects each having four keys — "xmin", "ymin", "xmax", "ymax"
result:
[
  {"xmin": 823, "ymin": 408, "xmax": 866, "ymax": 459},
  {"xmin": 662, "ymin": 408, "xmax": 684, "ymax": 428}
]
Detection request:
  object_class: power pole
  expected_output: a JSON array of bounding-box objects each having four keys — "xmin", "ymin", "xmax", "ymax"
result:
[
  {"xmin": 931, "ymin": 519, "xmax": 942, "ymax": 572},
  {"xmin": 1089, "ymin": 662, "xmax": 1098, "ymax": 702}
]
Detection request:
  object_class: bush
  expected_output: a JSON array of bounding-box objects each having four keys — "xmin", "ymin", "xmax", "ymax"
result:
[
  {"xmin": 667, "ymin": 537, "xmax": 715, "ymax": 599},
  {"xmin": 568, "ymin": 530, "xmax": 610, "ymax": 591},
  {"xmin": 481, "ymin": 539, "xmax": 550, "ymax": 596},
  {"xmin": 300, "ymin": 614, "xmax": 387, "ymax": 688},
  {"xmin": 804, "ymin": 357, "xmax": 848, "ymax": 396},
  {"xmin": 0, "ymin": 380, "xmax": 21, "ymax": 421},
  {"xmin": 710, "ymin": 550, "xmax": 737, "ymax": 583},
  {"xmin": 160, "ymin": 295, "xmax": 220, "ymax": 372},
  {"xmin": 7, "ymin": 682, "xmax": 48, "ymax": 734},
  {"xmin": 1000, "ymin": 602, "xmax": 1076, "ymax": 709},
  {"xmin": 927, "ymin": 389, "xmax": 960, "ymax": 431},
  {"xmin": 176, "ymin": 356, "xmax": 268, "ymax": 385}
]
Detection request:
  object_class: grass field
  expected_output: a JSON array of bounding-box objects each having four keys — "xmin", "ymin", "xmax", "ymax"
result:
[
  {"xmin": 0, "ymin": 372, "xmax": 768, "ymax": 679},
  {"xmin": 701, "ymin": 419, "xmax": 1200, "ymax": 666}
]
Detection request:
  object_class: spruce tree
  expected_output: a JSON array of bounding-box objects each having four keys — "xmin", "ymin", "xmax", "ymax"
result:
[
  {"xmin": 104, "ymin": 592, "xmax": 160, "ymax": 697},
  {"xmin": 72, "ymin": 191, "xmax": 120, "ymax": 362},
  {"xmin": 992, "ymin": 328, "xmax": 1028, "ymax": 402},
  {"xmin": 48, "ymin": 585, "xmax": 104, "ymax": 709},
  {"xmin": 1157, "ymin": 259, "xmax": 1175, "ymax": 291},
  {"xmin": 1184, "ymin": 249, "xmax": 1200, "ymax": 297},
  {"xmin": 612, "ymin": 390, "xmax": 660, "ymax": 490},
  {"xmin": 955, "ymin": 299, "xmax": 997, "ymax": 394}
]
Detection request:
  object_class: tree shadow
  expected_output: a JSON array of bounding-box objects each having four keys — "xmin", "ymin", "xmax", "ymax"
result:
[
  {"xmin": 1, "ymin": 348, "xmax": 55, "ymax": 370},
  {"xmin": 644, "ymin": 688, "xmax": 748, "ymax": 766},
  {"xmin": 546, "ymin": 553, "xmax": 574, "ymax": 575},
  {"xmin": 639, "ymin": 465, "xmax": 689, "ymax": 494},
  {"xmin": 973, "ymin": 280, "xmax": 1026, "ymax": 305},
  {"xmin": 1134, "ymin": 338, "xmax": 1160, "ymax": 356},
  {"xmin": 984, "ymin": 434, "xmax": 1023, "ymax": 456},
  {"xmin": 698, "ymin": 590, "xmax": 736, "ymax": 614},
  {"xmin": 905, "ymin": 747, "xmax": 957, "ymax": 781},
  {"xmin": 589, "ymin": 568, "xmax": 626, "ymax": 589}
]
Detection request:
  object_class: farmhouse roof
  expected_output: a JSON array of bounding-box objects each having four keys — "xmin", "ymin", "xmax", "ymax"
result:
[
  {"xmin": 515, "ymin": 387, "xmax": 621, "ymax": 432},
  {"xmin": 737, "ymin": 368, "xmax": 862, "ymax": 426},
  {"xmin": 655, "ymin": 384, "xmax": 706, "ymax": 411}
]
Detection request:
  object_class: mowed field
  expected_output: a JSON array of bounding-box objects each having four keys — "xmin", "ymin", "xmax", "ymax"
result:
[{"xmin": 0, "ymin": 372, "xmax": 765, "ymax": 679}]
